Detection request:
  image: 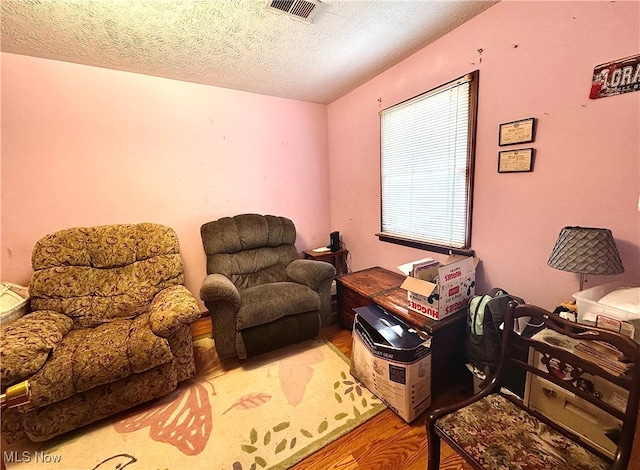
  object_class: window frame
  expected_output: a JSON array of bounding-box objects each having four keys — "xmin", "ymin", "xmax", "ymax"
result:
[{"xmin": 377, "ymin": 70, "xmax": 479, "ymax": 256}]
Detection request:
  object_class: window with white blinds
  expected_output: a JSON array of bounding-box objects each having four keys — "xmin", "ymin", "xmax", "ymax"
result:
[{"xmin": 379, "ymin": 71, "xmax": 478, "ymax": 253}]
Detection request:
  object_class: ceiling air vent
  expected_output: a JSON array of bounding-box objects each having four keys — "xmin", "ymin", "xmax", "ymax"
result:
[{"xmin": 266, "ymin": 0, "xmax": 318, "ymax": 24}]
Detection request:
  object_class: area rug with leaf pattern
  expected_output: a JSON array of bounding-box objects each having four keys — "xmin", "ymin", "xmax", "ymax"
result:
[{"xmin": 3, "ymin": 336, "xmax": 386, "ymax": 470}]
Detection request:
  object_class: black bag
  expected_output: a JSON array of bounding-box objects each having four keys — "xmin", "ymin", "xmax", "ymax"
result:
[{"xmin": 465, "ymin": 288, "xmax": 525, "ymax": 376}]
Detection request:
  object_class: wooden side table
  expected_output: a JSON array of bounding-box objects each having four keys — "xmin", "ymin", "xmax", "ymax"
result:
[
  {"xmin": 337, "ymin": 266, "xmax": 471, "ymax": 401},
  {"xmin": 303, "ymin": 248, "xmax": 348, "ymax": 277}
]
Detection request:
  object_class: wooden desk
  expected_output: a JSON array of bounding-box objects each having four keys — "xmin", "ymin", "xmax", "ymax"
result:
[{"xmin": 337, "ymin": 266, "xmax": 471, "ymax": 400}]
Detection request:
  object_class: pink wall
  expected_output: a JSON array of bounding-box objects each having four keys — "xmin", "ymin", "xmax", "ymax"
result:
[
  {"xmin": 328, "ymin": 1, "xmax": 640, "ymax": 310},
  {"xmin": 2, "ymin": 1, "xmax": 639, "ymax": 314},
  {"xmin": 1, "ymin": 53, "xmax": 331, "ymax": 307}
]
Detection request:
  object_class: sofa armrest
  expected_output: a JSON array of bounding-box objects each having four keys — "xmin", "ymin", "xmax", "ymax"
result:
[
  {"xmin": 200, "ymin": 274, "xmax": 241, "ymax": 309},
  {"xmin": 0, "ymin": 311, "xmax": 74, "ymax": 390},
  {"xmin": 286, "ymin": 259, "xmax": 336, "ymax": 291},
  {"xmin": 149, "ymin": 285, "xmax": 201, "ymax": 338}
]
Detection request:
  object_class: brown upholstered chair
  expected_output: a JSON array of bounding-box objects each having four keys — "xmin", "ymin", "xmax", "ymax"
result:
[
  {"xmin": 0, "ymin": 223, "xmax": 201, "ymax": 442},
  {"xmin": 200, "ymin": 214, "xmax": 336, "ymax": 360},
  {"xmin": 427, "ymin": 303, "xmax": 640, "ymax": 470}
]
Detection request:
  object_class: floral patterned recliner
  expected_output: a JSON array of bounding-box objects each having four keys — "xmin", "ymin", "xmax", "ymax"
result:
[{"xmin": 0, "ymin": 223, "xmax": 201, "ymax": 442}]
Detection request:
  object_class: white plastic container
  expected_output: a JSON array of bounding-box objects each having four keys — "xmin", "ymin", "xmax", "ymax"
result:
[{"xmin": 573, "ymin": 282, "xmax": 640, "ymax": 324}]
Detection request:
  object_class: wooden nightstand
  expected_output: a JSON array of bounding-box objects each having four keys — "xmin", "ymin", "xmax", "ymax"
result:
[{"xmin": 303, "ymin": 248, "xmax": 348, "ymax": 277}]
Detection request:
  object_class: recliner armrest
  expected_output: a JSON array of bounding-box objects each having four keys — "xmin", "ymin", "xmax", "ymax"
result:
[
  {"xmin": 148, "ymin": 285, "xmax": 201, "ymax": 337},
  {"xmin": 0, "ymin": 311, "xmax": 74, "ymax": 389},
  {"xmin": 200, "ymin": 274, "xmax": 241, "ymax": 309},
  {"xmin": 286, "ymin": 259, "xmax": 336, "ymax": 291}
]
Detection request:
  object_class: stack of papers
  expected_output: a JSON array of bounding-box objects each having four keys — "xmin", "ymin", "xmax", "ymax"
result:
[
  {"xmin": 574, "ymin": 341, "xmax": 631, "ymax": 377},
  {"xmin": 397, "ymin": 257, "xmax": 439, "ymax": 281},
  {"xmin": 533, "ymin": 329, "xmax": 631, "ymax": 377}
]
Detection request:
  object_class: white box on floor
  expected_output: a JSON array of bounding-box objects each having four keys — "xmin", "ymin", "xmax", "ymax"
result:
[
  {"xmin": 350, "ymin": 304, "xmax": 431, "ymax": 423},
  {"xmin": 399, "ymin": 255, "xmax": 478, "ymax": 321}
]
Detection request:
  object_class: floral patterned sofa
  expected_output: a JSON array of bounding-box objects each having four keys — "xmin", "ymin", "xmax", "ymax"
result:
[{"xmin": 0, "ymin": 223, "xmax": 201, "ymax": 442}]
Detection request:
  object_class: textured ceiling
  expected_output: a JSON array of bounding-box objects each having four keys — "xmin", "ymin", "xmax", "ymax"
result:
[{"xmin": 1, "ymin": 0, "xmax": 498, "ymax": 104}]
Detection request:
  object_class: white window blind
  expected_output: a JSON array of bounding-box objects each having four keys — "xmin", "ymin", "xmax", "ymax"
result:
[{"xmin": 380, "ymin": 72, "xmax": 477, "ymax": 250}]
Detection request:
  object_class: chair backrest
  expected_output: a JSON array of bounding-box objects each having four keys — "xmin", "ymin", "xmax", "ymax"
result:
[
  {"xmin": 499, "ymin": 303, "xmax": 640, "ymax": 468},
  {"xmin": 200, "ymin": 214, "xmax": 299, "ymax": 291},
  {"xmin": 29, "ymin": 223, "xmax": 185, "ymax": 327}
]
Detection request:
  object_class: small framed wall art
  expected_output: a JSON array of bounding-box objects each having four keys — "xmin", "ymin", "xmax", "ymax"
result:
[
  {"xmin": 498, "ymin": 148, "xmax": 534, "ymax": 173},
  {"xmin": 499, "ymin": 117, "xmax": 535, "ymax": 146}
]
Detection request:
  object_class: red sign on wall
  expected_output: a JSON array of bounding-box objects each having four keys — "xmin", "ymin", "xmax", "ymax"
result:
[{"xmin": 590, "ymin": 54, "xmax": 640, "ymax": 99}]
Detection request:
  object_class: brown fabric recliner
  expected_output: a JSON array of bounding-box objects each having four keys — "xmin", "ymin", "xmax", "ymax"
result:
[
  {"xmin": 200, "ymin": 214, "xmax": 336, "ymax": 360},
  {"xmin": 0, "ymin": 223, "xmax": 201, "ymax": 442}
]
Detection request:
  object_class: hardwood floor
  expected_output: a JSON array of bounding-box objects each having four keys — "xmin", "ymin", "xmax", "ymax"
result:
[{"xmin": 191, "ymin": 317, "xmax": 471, "ymax": 470}]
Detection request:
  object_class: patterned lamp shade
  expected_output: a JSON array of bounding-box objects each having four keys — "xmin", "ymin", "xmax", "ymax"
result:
[{"xmin": 548, "ymin": 227, "xmax": 624, "ymax": 289}]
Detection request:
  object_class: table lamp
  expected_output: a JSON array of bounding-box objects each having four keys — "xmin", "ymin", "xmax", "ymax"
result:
[{"xmin": 547, "ymin": 226, "xmax": 624, "ymax": 291}]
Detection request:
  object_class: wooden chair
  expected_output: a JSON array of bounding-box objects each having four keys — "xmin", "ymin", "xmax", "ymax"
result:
[{"xmin": 427, "ymin": 302, "xmax": 640, "ymax": 470}]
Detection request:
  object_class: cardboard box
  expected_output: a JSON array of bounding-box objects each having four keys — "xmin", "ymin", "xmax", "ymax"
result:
[
  {"xmin": 399, "ymin": 255, "xmax": 477, "ymax": 321},
  {"xmin": 350, "ymin": 304, "xmax": 431, "ymax": 423}
]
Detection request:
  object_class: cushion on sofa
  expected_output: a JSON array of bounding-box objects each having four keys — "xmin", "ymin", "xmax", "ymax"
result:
[
  {"xmin": 31, "ymin": 223, "xmax": 179, "ymax": 270},
  {"xmin": 27, "ymin": 329, "xmax": 83, "ymax": 407},
  {"xmin": 26, "ymin": 315, "xmax": 175, "ymax": 408},
  {"xmin": 236, "ymin": 282, "xmax": 320, "ymax": 330},
  {"xmin": 29, "ymin": 255, "xmax": 185, "ymax": 327}
]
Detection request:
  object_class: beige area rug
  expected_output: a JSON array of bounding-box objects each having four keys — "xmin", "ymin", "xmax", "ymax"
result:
[{"xmin": 3, "ymin": 337, "xmax": 386, "ymax": 470}]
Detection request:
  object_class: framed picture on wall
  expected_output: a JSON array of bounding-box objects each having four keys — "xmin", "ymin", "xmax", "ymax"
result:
[
  {"xmin": 499, "ymin": 117, "xmax": 535, "ymax": 146},
  {"xmin": 498, "ymin": 148, "xmax": 534, "ymax": 173}
]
